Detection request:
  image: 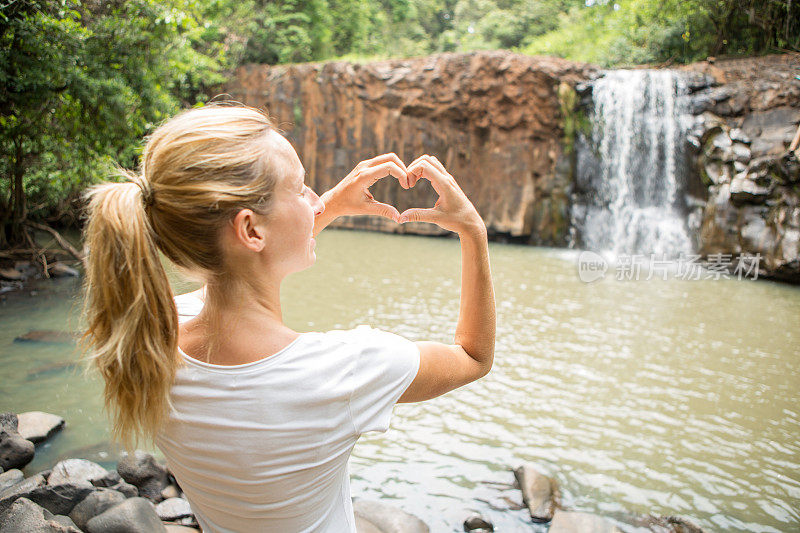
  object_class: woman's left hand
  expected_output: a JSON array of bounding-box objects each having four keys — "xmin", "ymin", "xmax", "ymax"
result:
[{"xmin": 321, "ymin": 153, "xmax": 410, "ymax": 222}]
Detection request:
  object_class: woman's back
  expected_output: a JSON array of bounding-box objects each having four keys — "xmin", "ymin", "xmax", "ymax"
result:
[
  {"xmin": 155, "ymin": 294, "xmax": 419, "ymax": 532},
  {"xmin": 81, "ymin": 105, "xmax": 494, "ymax": 532}
]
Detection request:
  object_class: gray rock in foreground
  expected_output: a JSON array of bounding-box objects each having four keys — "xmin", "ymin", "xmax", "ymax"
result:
[
  {"xmin": 155, "ymin": 497, "xmax": 193, "ymax": 521},
  {"xmin": 85, "ymin": 497, "xmax": 167, "ymax": 533},
  {"xmin": 17, "ymin": 412, "xmax": 65, "ymax": 444},
  {"xmin": 0, "ymin": 473, "xmax": 46, "ymax": 516},
  {"xmin": 117, "ymin": 451, "xmax": 169, "ymax": 502},
  {"xmin": 0, "ymin": 413, "xmax": 35, "ymax": 471},
  {"xmin": 513, "ymin": 464, "xmax": 558, "ymax": 522},
  {"xmin": 69, "ymin": 488, "xmax": 127, "ymax": 531},
  {"xmin": 0, "ymin": 497, "xmax": 81, "ymax": 533},
  {"xmin": 463, "ymin": 513, "xmax": 494, "ymax": 531},
  {"xmin": 27, "ymin": 480, "xmax": 94, "ymax": 516},
  {"xmin": 548, "ymin": 511, "xmax": 622, "ymax": 533},
  {"xmin": 0, "ymin": 469, "xmax": 24, "ymax": 493},
  {"xmin": 635, "ymin": 514, "xmax": 706, "ymax": 532},
  {"xmin": 353, "ymin": 499, "xmax": 429, "ymax": 533},
  {"xmin": 90, "ymin": 470, "xmax": 139, "ymax": 498},
  {"xmin": 48, "ymin": 459, "xmax": 108, "ymax": 488},
  {"xmin": 356, "ymin": 516, "xmax": 384, "ymax": 533}
]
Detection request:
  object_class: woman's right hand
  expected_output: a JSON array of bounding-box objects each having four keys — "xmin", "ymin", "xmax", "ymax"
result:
[{"xmin": 398, "ymin": 155, "xmax": 486, "ymax": 236}]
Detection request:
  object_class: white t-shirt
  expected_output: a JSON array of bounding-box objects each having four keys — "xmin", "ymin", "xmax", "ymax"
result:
[{"xmin": 155, "ymin": 292, "xmax": 420, "ymax": 533}]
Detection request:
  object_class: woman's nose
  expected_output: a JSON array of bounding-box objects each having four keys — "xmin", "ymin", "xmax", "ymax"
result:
[{"xmin": 310, "ymin": 189, "xmax": 325, "ymax": 216}]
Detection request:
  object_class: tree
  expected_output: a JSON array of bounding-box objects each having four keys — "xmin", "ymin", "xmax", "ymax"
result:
[{"xmin": 0, "ymin": 0, "xmax": 224, "ymax": 248}]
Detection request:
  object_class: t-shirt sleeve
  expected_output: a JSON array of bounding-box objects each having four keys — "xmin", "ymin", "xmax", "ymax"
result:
[{"xmin": 347, "ymin": 325, "xmax": 421, "ymax": 435}]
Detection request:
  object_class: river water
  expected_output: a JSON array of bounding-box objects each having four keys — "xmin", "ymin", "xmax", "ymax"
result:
[{"xmin": 1, "ymin": 229, "xmax": 798, "ymax": 532}]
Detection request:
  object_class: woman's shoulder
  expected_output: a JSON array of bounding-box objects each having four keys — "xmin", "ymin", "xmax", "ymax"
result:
[
  {"xmin": 320, "ymin": 325, "xmax": 417, "ymax": 355},
  {"xmin": 321, "ymin": 324, "xmax": 391, "ymax": 343},
  {"xmin": 174, "ymin": 289, "xmax": 204, "ymax": 324}
]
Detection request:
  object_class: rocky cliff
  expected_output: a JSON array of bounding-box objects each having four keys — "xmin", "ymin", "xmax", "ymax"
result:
[
  {"xmin": 681, "ymin": 55, "xmax": 800, "ymax": 282},
  {"xmin": 223, "ymin": 52, "xmax": 800, "ymax": 282},
  {"xmin": 224, "ymin": 51, "xmax": 596, "ymax": 243}
]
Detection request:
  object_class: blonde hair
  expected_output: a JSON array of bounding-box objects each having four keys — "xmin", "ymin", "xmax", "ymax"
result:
[{"xmin": 81, "ymin": 103, "xmax": 281, "ymax": 451}]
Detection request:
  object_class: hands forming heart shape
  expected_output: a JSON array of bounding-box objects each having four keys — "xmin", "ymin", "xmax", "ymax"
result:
[{"xmin": 322, "ymin": 153, "xmax": 485, "ymax": 236}]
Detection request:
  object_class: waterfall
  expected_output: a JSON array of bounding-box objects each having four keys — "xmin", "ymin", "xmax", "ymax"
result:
[{"xmin": 571, "ymin": 70, "xmax": 694, "ymax": 258}]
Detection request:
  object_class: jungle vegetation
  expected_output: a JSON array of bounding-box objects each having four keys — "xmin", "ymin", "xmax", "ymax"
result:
[{"xmin": 1, "ymin": 0, "xmax": 797, "ymax": 251}]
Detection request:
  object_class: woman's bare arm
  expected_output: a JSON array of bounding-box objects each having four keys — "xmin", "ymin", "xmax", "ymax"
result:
[
  {"xmin": 399, "ymin": 226, "xmax": 495, "ymax": 402},
  {"xmin": 396, "ymin": 156, "xmax": 496, "ymax": 403}
]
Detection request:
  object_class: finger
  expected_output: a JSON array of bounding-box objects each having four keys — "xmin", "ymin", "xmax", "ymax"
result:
[
  {"xmin": 406, "ymin": 160, "xmax": 450, "ymax": 197},
  {"xmin": 365, "ymin": 201, "xmax": 401, "ymax": 222},
  {"xmin": 407, "ymin": 154, "xmax": 427, "ymax": 169},
  {"xmin": 398, "ymin": 207, "xmax": 440, "ymax": 224},
  {"xmin": 357, "ymin": 161, "xmax": 409, "ymax": 188},
  {"xmin": 424, "ymin": 155, "xmax": 448, "ymax": 176},
  {"xmin": 408, "ymin": 154, "xmax": 449, "ymax": 187},
  {"xmin": 406, "ymin": 155, "xmax": 427, "ymax": 186},
  {"xmin": 365, "ymin": 153, "xmax": 408, "ymax": 179}
]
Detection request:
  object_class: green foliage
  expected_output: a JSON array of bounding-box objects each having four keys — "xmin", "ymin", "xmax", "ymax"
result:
[
  {"xmin": 2, "ymin": 0, "xmax": 796, "ymax": 245},
  {"xmin": 0, "ymin": 0, "xmax": 225, "ymax": 243},
  {"xmin": 523, "ymin": 0, "xmax": 800, "ymax": 67}
]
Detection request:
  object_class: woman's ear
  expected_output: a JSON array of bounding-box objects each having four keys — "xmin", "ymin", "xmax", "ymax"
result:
[{"xmin": 230, "ymin": 209, "xmax": 267, "ymax": 253}]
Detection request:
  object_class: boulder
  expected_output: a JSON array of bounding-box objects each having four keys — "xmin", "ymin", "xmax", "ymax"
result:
[
  {"xmin": 90, "ymin": 469, "xmax": 122, "ymax": 488},
  {"xmin": 155, "ymin": 497, "xmax": 193, "ymax": 521},
  {"xmin": 0, "ymin": 413, "xmax": 35, "ymax": 471},
  {"xmin": 548, "ymin": 511, "xmax": 621, "ymax": 533},
  {"xmin": 513, "ymin": 464, "xmax": 558, "ymax": 522},
  {"xmin": 26, "ymin": 481, "xmax": 94, "ymax": 516},
  {"xmin": 85, "ymin": 497, "xmax": 167, "ymax": 533},
  {"xmin": 52, "ymin": 515, "xmax": 81, "ymax": 530},
  {"xmin": 90, "ymin": 469, "xmax": 139, "ymax": 498},
  {"xmin": 117, "ymin": 451, "xmax": 169, "ymax": 502},
  {"xmin": 17, "ymin": 412, "xmax": 65, "ymax": 444},
  {"xmin": 160, "ymin": 484, "xmax": 180, "ymax": 500},
  {"xmin": 0, "ymin": 469, "xmax": 24, "ymax": 493},
  {"xmin": 48, "ymin": 458, "xmax": 109, "ymax": 487},
  {"xmin": 0, "ymin": 473, "xmax": 46, "ymax": 515},
  {"xmin": 69, "ymin": 488, "xmax": 127, "ymax": 531},
  {"xmin": 634, "ymin": 514, "xmax": 706, "ymax": 532},
  {"xmin": 463, "ymin": 513, "xmax": 494, "ymax": 531},
  {"xmin": 0, "ymin": 497, "xmax": 81, "ymax": 533},
  {"xmin": 353, "ymin": 499, "xmax": 429, "ymax": 533},
  {"xmin": 356, "ymin": 516, "xmax": 384, "ymax": 533}
]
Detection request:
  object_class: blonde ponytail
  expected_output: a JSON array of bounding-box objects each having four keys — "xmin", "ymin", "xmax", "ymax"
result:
[
  {"xmin": 81, "ymin": 103, "xmax": 280, "ymax": 451},
  {"xmin": 82, "ymin": 175, "xmax": 178, "ymax": 452}
]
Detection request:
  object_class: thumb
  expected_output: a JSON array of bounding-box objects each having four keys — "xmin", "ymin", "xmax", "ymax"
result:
[
  {"xmin": 398, "ymin": 208, "xmax": 440, "ymax": 224},
  {"xmin": 365, "ymin": 201, "xmax": 401, "ymax": 222}
]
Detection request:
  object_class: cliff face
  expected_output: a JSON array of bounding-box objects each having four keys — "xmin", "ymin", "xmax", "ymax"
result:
[
  {"xmin": 681, "ymin": 55, "xmax": 800, "ymax": 282},
  {"xmin": 224, "ymin": 51, "xmax": 596, "ymax": 243},
  {"xmin": 224, "ymin": 52, "xmax": 800, "ymax": 282}
]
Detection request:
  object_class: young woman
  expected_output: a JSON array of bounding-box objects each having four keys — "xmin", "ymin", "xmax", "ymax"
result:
[{"xmin": 82, "ymin": 104, "xmax": 495, "ymax": 532}]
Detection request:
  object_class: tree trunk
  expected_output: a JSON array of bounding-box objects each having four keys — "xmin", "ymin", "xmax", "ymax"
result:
[{"xmin": 9, "ymin": 137, "xmax": 28, "ymax": 246}]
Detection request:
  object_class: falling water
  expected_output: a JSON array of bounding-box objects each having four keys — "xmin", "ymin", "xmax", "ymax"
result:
[{"xmin": 571, "ymin": 70, "xmax": 695, "ymax": 257}]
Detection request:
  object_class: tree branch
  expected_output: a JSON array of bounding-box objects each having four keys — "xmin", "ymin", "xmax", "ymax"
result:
[{"xmin": 24, "ymin": 221, "xmax": 84, "ymax": 261}]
